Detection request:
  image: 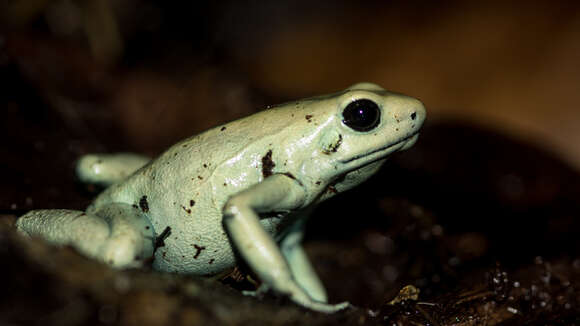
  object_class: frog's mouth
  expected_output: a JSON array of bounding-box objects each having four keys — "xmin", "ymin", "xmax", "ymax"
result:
[{"xmin": 340, "ymin": 132, "xmax": 419, "ymax": 164}]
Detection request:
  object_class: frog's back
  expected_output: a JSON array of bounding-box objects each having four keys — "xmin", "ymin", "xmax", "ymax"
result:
[
  {"xmin": 90, "ymin": 104, "xmax": 312, "ymax": 274},
  {"xmin": 93, "ymin": 106, "xmax": 291, "ymax": 205}
]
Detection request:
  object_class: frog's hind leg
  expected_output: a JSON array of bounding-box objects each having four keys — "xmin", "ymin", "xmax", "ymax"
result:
[
  {"xmin": 76, "ymin": 153, "xmax": 150, "ymax": 187},
  {"xmin": 16, "ymin": 203, "xmax": 155, "ymax": 268}
]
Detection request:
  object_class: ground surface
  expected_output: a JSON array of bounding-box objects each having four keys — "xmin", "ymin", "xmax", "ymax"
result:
[{"xmin": 1, "ymin": 2, "xmax": 579, "ymax": 325}]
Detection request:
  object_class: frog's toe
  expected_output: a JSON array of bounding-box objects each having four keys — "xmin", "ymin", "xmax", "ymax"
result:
[
  {"xmin": 307, "ymin": 301, "xmax": 352, "ymax": 314},
  {"xmin": 99, "ymin": 237, "xmax": 142, "ymax": 268},
  {"xmin": 333, "ymin": 301, "xmax": 352, "ymax": 311},
  {"xmin": 241, "ymin": 290, "xmax": 258, "ymax": 297},
  {"xmin": 76, "ymin": 153, "xmax": 150, "ymax": 186},
  {"xmin": 100, "ymin": 244, "xmax": 131, "ymax": 268},
  {"xmin": 242, "ymin": 284, "xmax": 270, "ymax": 297}
]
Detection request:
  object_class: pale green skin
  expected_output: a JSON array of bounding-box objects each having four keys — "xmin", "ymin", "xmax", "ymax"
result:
[{"xmin": 16, "ymin": 83, "xmax": 425, "ymax": 313}]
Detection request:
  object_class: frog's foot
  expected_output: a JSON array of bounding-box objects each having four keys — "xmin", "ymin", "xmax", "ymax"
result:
[
  {"xmin": 243, "ymin": 283, "xmax": 351, "ymax": 313},
  {"xmin": 286, "ymin": 284, "xmax": 351, "ymax": 313},
  {"xmin": 16, "ymin": 203, "xmax": 155, "ymax": 268},
  {"xmin": 301, "ymin": 301, "xmax": 351, "ymax": 314},
  {"xmin": 241, "ymin": 283, "xmax": 270, "ymax": 297},
  {"xmin": 76, "ymin": 153, "xmax": 150, "ymax": 187}
]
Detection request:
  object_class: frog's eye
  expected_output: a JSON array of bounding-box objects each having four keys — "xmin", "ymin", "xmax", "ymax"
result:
[{"xmin": 342, "ymin": 99, "xmax": 381, "ymax": 132}]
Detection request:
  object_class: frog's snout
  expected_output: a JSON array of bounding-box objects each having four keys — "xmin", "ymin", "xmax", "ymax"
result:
[
  {"xmin": 399, "ymin": 100, "xmax": 426, "ymax": 151},
  {"xmin": 400, "ymin": 134, "xmax": 419, "ymax": 150},
  {"xmin": 409, "ymin": 99, "xmax": 427, "ymax": 128}
]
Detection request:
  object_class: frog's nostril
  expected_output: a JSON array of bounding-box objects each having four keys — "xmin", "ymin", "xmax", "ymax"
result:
[{"xmin": 411, "ymin": 112, "xmax": 417, "ymax": 120}]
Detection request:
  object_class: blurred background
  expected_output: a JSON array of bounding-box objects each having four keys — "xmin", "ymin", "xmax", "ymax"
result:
[
  {"xmin": 1, "ymin": 2, "xmax": 579, "ymax": 323},
  {"xmin": 1, "ymin": 0, "xmax": 579, "ymax": 163}
]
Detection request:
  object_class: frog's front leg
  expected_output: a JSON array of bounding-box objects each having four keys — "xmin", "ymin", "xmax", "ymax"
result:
[
  {"xmin": 223, "ymin": 174, "xmax": 348, "ymax": 313},
  {"xmin": 76, "ymin": 153, "xmax": 150, "ymax": 187},
  {"xmin": 16, "ymin": 203, "xmax": 155, "ymax": 268}
]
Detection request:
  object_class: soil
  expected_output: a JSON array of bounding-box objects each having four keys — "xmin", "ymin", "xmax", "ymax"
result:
[{"xmin": 1, "ymin": 3, "xmax": 578, "ymax": 324}]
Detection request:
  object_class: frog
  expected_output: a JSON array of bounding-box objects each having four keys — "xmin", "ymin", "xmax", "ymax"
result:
[{"xmin": 16, "ymin": 82, "xmax": 426, "ymax": 313}]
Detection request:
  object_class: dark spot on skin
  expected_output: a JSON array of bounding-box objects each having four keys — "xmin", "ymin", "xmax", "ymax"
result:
[
  {"xmin": 181, "ymin": 206, "xmax": 191, "ymax": 214},
  {"xmin": 190, "ymin": 200, "xmax": 195, "ymax": 207},
  {"xmin": 261, "ymin": 149, "xmax": 275, "ymax": 178},
  {"xmin": 305, "ymin": 114, "xmax": 313, "ymax": 122},
  {"xmin": 203, "ymin": 164, "xmax": 208, "ymax": 168},
  {"xmin": 174, "ymin": 152, "xmax": 178, "ymax": 157},
  {"xmin": 193, "ymin": 244, "xmax": 206, "ymax": 259},
  {"xmin": 411, "ymin": 112, "xmax": 417, "ymax": 120},
  {"xmin": 315, "ymin": 181, "xmax": 321, "ymax": 185},
  {"xmin": 220, "ymin": 126, "xmax": 226, "ymax": 131},
  {"xmin": 324, "ymin": 174, "xmax": 346, "ymax": 195},
  {"xmin": 139, "ymin": 196, "xmax": 149, "ymax": 213},
  {"xmin": 96, "ymin": 159, "xmax": 103, "ymax": 164},
  {"xmin": 209, "ymin": 259, "xmax": 215, "ymax": 264},
  {"xmin": 198, "ymin": 176, "xmax": 203, "ymax": 180},
  {"xmin": 223, "ymin": 183, "xmax": 227, "ymax": 186},
  {"xmin": 326, "ymin": 185, "xmax": 338, "ymax": 194},
  {"xmin": 155, "ymin": 226, "xmax": 172, "ymax": 249},
  {"xmin": 145, "ymin": 226, "xmax": 150, "ymax": 230},
  {"xmin": 182, "ymin": 144, "xmax": 188, "ymax": 147},
  {"xmin": 322, "ymin": 134, "xmax": 343, "ymax": 155}
]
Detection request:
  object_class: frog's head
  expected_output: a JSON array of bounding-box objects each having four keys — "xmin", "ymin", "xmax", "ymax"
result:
[{"xmin": 308, "ymin": 82, "xmax": 426, "ymax": 197}]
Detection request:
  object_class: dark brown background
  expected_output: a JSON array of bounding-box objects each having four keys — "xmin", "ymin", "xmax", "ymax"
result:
[{"xmin": 1, "ymin": 1, "xmax": 579, "ymax": 325}]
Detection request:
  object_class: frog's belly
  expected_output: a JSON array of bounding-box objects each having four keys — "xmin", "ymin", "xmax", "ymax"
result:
[
  {"xmin": 150, "ymin": 207, "xmax": 281, "ymax": 275},
  {"xmin": 127, "ymin": 168, "xmax": 281, "ymax": 274},
  {"xmin": 151, "ymin": 226, "xmax": 236, "ymax": 275}
]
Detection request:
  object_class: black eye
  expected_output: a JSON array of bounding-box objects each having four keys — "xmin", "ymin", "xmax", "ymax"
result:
[{"xmin": 342, "ymin": 99, "xmax": 381, "ymax": 132}]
